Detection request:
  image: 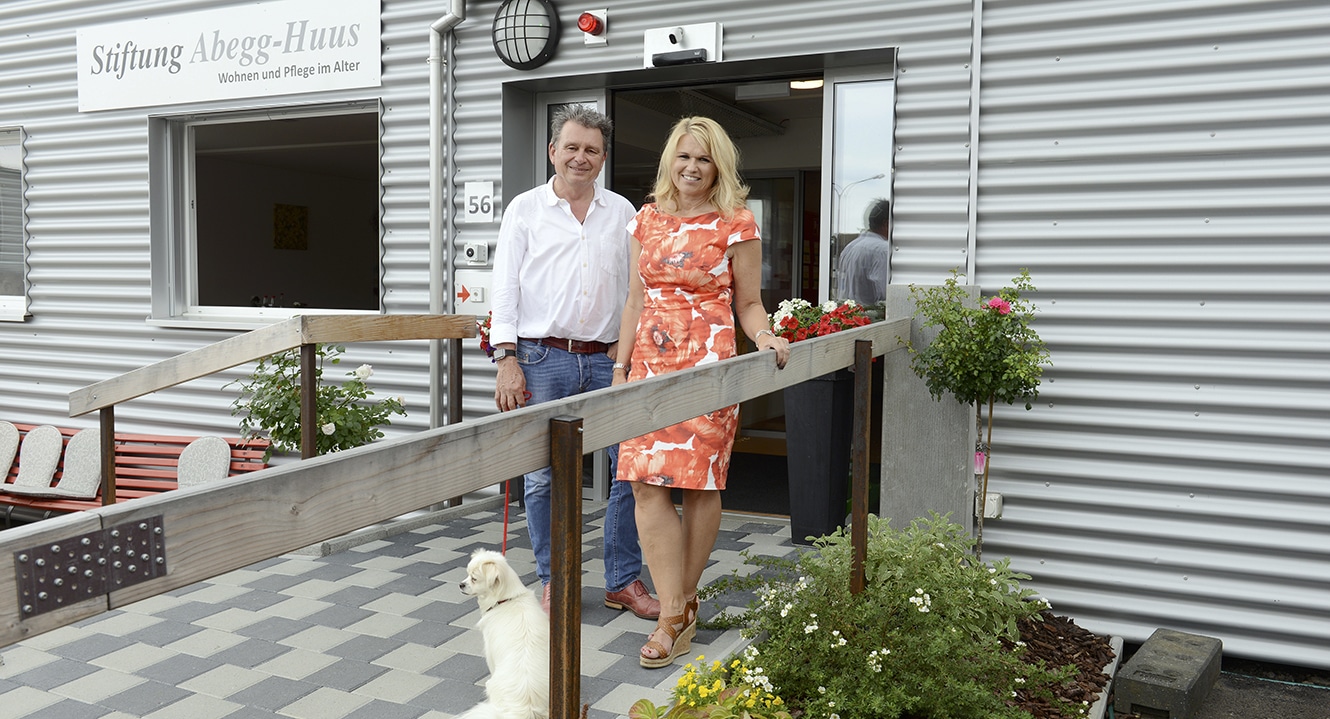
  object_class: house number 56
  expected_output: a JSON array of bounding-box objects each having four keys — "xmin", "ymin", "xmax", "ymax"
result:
[{"xmin": 464, "ymin": 181, "xmax": 495, "ymax": 223}]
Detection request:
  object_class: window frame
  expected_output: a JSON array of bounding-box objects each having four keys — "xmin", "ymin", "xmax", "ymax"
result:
[
  {"xmin": 148, "ymin": 100, "xmax": 383, "ymax": 328},
  {"xmin": 0, "ymin": 127, "xmax": 29, "ymax": 322}
]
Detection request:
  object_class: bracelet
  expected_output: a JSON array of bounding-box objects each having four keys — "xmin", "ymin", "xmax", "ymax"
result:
[
  {"xmin": 612, "ymin": 362, "xmax": 628, "ymax": 372},
  {"xmin": 756, "ymin": 329, "xmax": 774, "ymax": 340}
]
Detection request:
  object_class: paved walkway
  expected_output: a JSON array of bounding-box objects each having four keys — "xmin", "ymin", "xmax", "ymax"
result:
[{"xmin": 0, "ymin": 500, "xmax": 797, "ymax": 719}]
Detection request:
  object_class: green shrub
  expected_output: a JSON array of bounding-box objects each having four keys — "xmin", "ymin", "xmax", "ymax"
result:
[{"xmin": 698, "ymin": 514, "xmax": 1082, "ymax": 719}]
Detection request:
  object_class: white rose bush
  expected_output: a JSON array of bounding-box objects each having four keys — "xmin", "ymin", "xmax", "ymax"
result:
[{"xmin": 229, "ymin": 344, "xmax": 405, "ymax": 460}]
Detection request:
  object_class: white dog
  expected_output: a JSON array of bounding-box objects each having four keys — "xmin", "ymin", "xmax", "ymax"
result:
[{"xmin": 457, "ymin": 549, "xmax": 550, "ymax": 719}]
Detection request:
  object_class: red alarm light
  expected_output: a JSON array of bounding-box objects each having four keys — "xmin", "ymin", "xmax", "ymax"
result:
[{"xmin": 577, "ymin": 12, "xmax": 604, "ymax": 36}]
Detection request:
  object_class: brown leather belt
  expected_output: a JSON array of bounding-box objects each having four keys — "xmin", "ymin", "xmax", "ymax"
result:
[{"xmin": 522, "ymin": 337, "xmax": 610, "ymax": 354}]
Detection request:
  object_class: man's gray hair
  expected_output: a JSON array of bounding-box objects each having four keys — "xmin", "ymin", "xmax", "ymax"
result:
[{"xmin": 550, "ymin": 105, "xmax": 613, "ymax": 148}]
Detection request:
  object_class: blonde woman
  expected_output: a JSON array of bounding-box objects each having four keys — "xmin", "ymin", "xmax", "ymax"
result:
[{"xmin": 612, "ymin": 116, "xmax": 790, "ymax": 668}]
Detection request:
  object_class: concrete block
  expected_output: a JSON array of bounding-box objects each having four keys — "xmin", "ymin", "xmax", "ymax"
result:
[{"xmin": 1114, "ymin": 628, "xmax": 1222, "ymax": 719}]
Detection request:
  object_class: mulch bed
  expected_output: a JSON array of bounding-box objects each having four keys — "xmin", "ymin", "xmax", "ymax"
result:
[{"xmin": 1009, "ymin": 611, "xmax": 1119, "ymax": 719}]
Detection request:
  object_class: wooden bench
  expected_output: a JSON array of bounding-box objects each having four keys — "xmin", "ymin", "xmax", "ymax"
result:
[{"xmin": 2, "ymin": 423, "xmax": 269, "ymax": 525}]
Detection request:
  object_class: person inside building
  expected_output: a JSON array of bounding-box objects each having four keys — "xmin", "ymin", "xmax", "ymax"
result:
[
  {"xmin": 489, "ymin": 105, "xmax": 660, "ymax": 621},
  {"xmin": 612, "ymin": 116, "xmax": 790, "ymax": 668},
  {"xmin": 835, "ymin": 197, "xmax": 892, "ymax": 305}
]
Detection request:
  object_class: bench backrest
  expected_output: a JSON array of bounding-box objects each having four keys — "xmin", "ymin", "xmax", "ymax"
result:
[{"xmin": 4, "ymin": 423, "xmax": 270, "ymax": 497}]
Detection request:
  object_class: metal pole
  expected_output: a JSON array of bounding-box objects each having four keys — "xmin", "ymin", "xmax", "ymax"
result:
[
  {"xmin": 549, "ymin": 416, "xmax": 583, "ymax": 719},
  {"xmin": 300, "ymin": 343, "xmax": 317, "ymax": 459},
  {"xmin": 850, "ymin": 340, "xmax": 872, "ymax": 594},
  {"xmin": 100, "ymin": 407, "xmax": 116, "ymax": 506}
]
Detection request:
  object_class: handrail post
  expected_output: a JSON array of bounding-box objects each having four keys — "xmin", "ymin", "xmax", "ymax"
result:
[
  {"xmin": 300, "ymin": 343, "xmax": 317, "ymax": 459},
  {"xmin": 850, "ymin": 340, "xmax": 872, "ymax": 594},
  {"xmin": 549, "ymin": 416, "xmax": 583, "ymax": 719},
  {"xmin": 100, "ymin": 407, "xmax": 116, "ymax": 506}
]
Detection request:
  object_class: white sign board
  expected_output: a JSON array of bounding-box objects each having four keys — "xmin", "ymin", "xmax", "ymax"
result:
[
  {"xmin": 463, "ymin": 181, "xmax": 495, "ymax": 224},
  {"xmin": 77, "ymin": 0, "xmax": 381, "ymax": 112}
]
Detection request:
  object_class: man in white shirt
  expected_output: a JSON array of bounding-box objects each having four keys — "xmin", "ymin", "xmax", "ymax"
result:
[
  {"xmin": 836, "ymin": 198, "xmax": 892, "ymax": 305},
  {"xmin": 489, "ymin": 105, "xmax": 659, "ymax": 619}
]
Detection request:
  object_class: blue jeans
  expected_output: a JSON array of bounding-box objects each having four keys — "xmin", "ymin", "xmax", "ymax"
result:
[{"xmin": 516, "ymin": 339, "xmax": 643, "ymax": 591}]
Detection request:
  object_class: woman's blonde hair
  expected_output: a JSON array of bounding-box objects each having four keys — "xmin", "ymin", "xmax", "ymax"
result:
[{"xmin": 650, "ymin": 116, "xmax": 749, "ymax": 219}]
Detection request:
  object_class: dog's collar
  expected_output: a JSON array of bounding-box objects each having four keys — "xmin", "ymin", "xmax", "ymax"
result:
[{"xmin": 486, "ymin": 596, "xmax": 515, "ymax": 613}]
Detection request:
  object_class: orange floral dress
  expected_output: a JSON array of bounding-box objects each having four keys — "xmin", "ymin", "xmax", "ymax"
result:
[{"xmin": 617, "ymin": 204, "xmax": 760, "ymax": 490}]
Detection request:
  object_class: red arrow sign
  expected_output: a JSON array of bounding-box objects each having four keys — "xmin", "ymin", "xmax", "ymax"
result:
[{"xmin": 456, "ymin": 285, "xmax": 471, "ymax": 303}]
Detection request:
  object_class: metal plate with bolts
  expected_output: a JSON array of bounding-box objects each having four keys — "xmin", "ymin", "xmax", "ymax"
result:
[{"xmin": 14, "ymin": 515, "xmax": 167, "ymax": 619}]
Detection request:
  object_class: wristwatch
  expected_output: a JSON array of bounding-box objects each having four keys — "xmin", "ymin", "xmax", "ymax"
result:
[{"xmin": 492, "ymin": 348, "xmax": 514, "ymax": 361}]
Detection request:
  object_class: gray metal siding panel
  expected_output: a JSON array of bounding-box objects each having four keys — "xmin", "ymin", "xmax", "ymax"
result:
[{"xmin": 976, "ymin": 0, "xmax": 1330, "ymax": 668}]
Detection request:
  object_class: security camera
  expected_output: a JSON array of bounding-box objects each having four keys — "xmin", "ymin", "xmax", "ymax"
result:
[
  {"xmin": 667, "ymin": 27, "xmax": 684, "ymax": 45},
  {"xmin": 463, "ymin": 242, "xmax": 488, "ymax": 264}
]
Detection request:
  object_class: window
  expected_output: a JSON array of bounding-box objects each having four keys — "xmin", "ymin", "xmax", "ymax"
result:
[
  {"xmin": 0, "ymin": 128, "xmax": 27, "ymax": 321},
  {"xmin": 149, "ymin": 103, "xmax": 382, "ymax": 323}
]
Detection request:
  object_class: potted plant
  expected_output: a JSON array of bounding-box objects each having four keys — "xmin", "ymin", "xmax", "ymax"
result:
[
  {"xmin": 228, "ymin": 343, "xmax": 406, "ymax": 461},
  {"xmin": 770, "ymin": 298, "xmax": 875, "ymax": 544},
  {"xmin": 906, "ymin": 269, "xmax": 1050, "ymax": 549}
]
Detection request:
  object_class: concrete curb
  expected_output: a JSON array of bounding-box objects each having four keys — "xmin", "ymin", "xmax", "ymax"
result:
[{"xmin": 1089, "ymin": 636, "xmax": 1125, "ymax": 719}]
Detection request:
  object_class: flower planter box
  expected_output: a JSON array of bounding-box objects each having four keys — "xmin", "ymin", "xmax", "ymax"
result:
[{"xmin": 782, "ymin": 369, "xmax": 853, "ymax": 545}]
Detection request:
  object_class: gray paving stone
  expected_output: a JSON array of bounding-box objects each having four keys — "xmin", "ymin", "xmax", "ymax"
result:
[
  {"xmin": 209, "ymin": 638, "xmax": 294, "ymax": 669},
  {"xmin": 404, "ymin": 600, "xmax": 471, "ymax": 626},
  {"xmin": 302, "ymin": 604, "xmax": 376, "ymax": 630},
  {"xmin": 321, "ymin": 586, "xmax": 393, "ymax": 608},
  {"xmin": 20, "ymin": 698, "xmax": 108, "ymax": 719},
  {"xmin": 153, "ymin": 601, "xmax": 232, "ymax": 624},
  {"xmin": 579, "ymin": 674, "xmax": 627, "ymax": 705},
  {"xmin": 214, "ymin": 589, "xmax": 289, "ymax": 613},
  {"xmin": 136, "ymin": 653, "xmax": 225, "ymax": 685},
  {"xmin": 387, "ymin": 620, "xmax": 462, "ymax": 648},
  {"xmin": 300, "ymin": 563, "xmax": 365, "ymax": 583},
  {"xmin": 98, "ymin": 679, "xmax": 192, "ymax": 715},
  {"xmin": 323, "ymin": 635, "xmax": 402, "ymax": 662},
  {"xmin": 47, "ymin": 634, "xmax": 137, "ymax": 662},
  {"xmin": 234, "ymin": 616, "xmax": 313, "ymax": 642},
  {"xmin": 303, "ymin": 658, "xmax": 388, "ymax": 691},
  {"xmin": 225, "ymin": 676, "xmax": 320, "ymax": 712},
  {"xmin": 215, "ymin": 706, "xmax": 282, "ymax": 718},
  {"xmin": 242, "ymin": 574, "xmax": 309, "ymax": 592},
  {"xmin": 422, "ymin": 653, "xmax": 487, "ymax": 683},
  {"xmin": 380, "ymin": 574, "xmax": 447, "ymax": 595},
  {"xmin": 341, "ymin": 698, "xmax": 429, "ymax": 719},
  {"xmin": 407, "ymin": 677, "xmax": 486, "ymax": 713},
  {"xmin": 124, "ymin": 620, "xmax": 206, "ymax": 648},
  {"xmin": 8, "ymin": 658, "xmax": 101, "ymax": 690}
]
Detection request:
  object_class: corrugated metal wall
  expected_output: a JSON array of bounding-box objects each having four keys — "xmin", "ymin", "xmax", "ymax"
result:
[
  {"xmin": 976, "ymin": 0, "xmax": 1330, "ymax": 668},
  {"xmin": 0, "ymin": 0, "xmax": 441, "ymax": 436},
  {"xmin": 2, "ymin": 0, "xmax": 1326, "ymax": 669}
]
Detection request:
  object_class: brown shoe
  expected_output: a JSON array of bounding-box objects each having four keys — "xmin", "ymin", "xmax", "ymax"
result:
[{"xmin": 604, "ymin": 579, "xmax": 661, "ymax": 619}]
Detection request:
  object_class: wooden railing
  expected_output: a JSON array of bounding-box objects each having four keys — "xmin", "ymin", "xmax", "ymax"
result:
[
  {"xmin": 3, "ymin": 317, "xmax": 911, "ymax": 717},
  {"xmin": 65, "ymin": 314, "xmax": 476, "ymax": 503}
]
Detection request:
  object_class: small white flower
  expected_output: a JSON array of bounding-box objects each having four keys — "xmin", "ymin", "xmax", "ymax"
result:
[
  {"xmin": 817, "ymin": 686, "xmax": 826, "ymax": 695},
  {"xmin": 1015, "ymin": 677, "xmax": 1026, "ymax": 684},
  {"xmin": 396, "ymin": 395, "xmax": 405, "ymax": 404},
  {"xmin": 320, "ymin": 422, "xmax": 336, "ymax": 435},
  {"xmin": 353, "ymin": 364, "xmax": 373, "ymax": 380},
  {"xmin": 821, "ymin": 300, "xmax": 838, "ymax": 312},
  {"xmin": 804, "ymin": 623, "xmax": 819, "ymax": 634}
]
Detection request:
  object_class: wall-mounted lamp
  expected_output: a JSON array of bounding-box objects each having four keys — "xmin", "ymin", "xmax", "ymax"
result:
[
  {"xmin": 790, "ymin": 78, "xmax": 824, "ymax": 90},
  {"xmin": 492, "ymin": 0, "xmax": 560, "ymax": 71}
]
